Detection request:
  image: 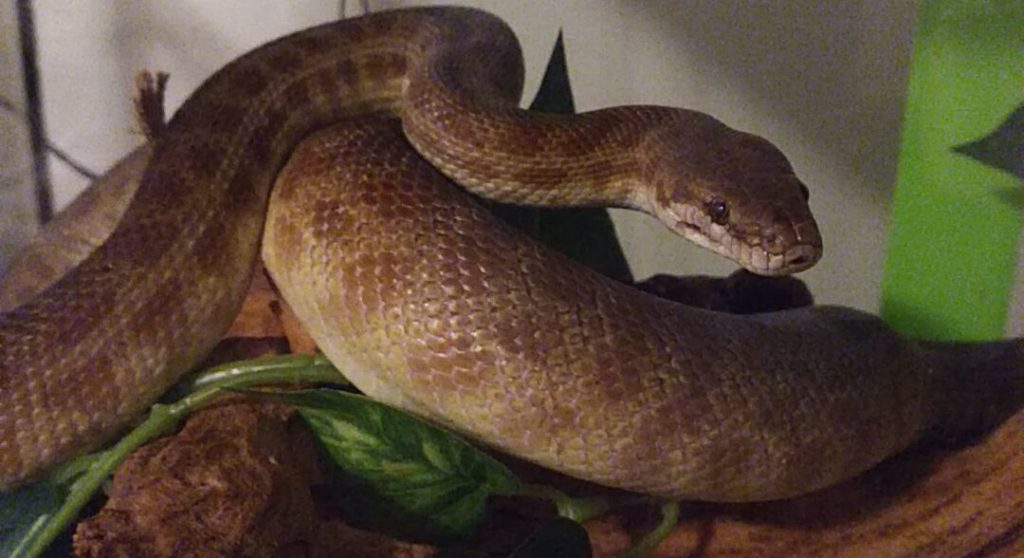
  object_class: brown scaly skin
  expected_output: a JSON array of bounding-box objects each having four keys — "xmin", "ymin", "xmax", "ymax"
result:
[
  {"xmin": 0, "ymin": 7, "xmax": 1020, "ymax": 503},
  {"xmin": 264, "ymin": 116, "xmax": 1024, "ymax": 501},
  {"xmin": 0, "ymin": 146, "xmax": 150, "ymax": 313},
  {"xmin": 0, "ymin": 74, "xmax": 163, "ymax": 313}
]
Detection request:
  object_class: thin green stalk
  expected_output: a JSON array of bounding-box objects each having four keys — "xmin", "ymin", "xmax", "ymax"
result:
[
  {"xmin": 517, "ymin": 484, "xmax": 615, "ymax": 523},
  {"xmin": 176, "ymin": 352, "xmax": 343, "ymax": 393},
  {"xmin": 624, "ymin": 501, "xmax": 679, "ymax": 558}
]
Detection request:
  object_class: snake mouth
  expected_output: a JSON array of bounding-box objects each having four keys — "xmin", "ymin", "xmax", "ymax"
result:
[{"xmin": 672, "ymin": 210, "xmax": 821, "ymax": 276}]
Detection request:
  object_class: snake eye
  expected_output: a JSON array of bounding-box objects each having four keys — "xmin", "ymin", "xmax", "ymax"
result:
[{"xmin": 707, "ymin": 198, "xmax": 729, "ymax": 225}]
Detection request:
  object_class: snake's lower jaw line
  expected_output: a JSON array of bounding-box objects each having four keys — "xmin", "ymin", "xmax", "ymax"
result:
[
  {"xmin": 782, "ymin": 244, "xmax": 822, "ymax": 273},
  {"xmin": 675, "ymin": 218, "xmax": 730, "ymax": 260},
  {"xmin": 674, "ymin": 217, "xmax": 820, "ymax": 276},
  {"xmin": 738, "ymin": 242, "xmax": 821, "ymax": 276}
]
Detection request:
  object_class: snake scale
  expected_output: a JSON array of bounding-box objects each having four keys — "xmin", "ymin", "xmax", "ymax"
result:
[{"xmin": 1, "ymin": 7, "xmax": 1021, "ymax": 502}]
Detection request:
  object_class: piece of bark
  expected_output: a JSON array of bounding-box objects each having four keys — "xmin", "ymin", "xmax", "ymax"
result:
[
  {"xmin": 276, "ymin": 295, "xmax": 320, "ymax": 355},
  {"xmin": 133, "ymin": 71, "xmax": 169, "ymax": 140},
  {"xmin": 223, "ymin": 267, "xmax": 318, "ymax": 354},
  {"xmin": 225, "ymin": 269, "xmax": 288, "ymax": 340},
  {"xmin": 72, "ymin": 400, "xmax": 437, "ymax": 558},
  {"xmin": 73, "ymin": 391, "xmax": 575, "ymax": 558},
  {"xmin": 73, "ymin": 403, "xmax": 318, "ymax": 558},
  {"xmin": 310, "ymin": 521, "xmax": 436, "ymax": 558}
]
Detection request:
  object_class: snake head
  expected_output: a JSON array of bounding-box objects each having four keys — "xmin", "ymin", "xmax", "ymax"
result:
[{"xmin": 640, "ymin": 113, "xmax": 822, "ymax": 276}]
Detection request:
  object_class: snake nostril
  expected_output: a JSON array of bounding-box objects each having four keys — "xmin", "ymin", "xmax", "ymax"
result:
[{"xmin": 789, "ymin": 254, "xmax": 809, "ymax": 267}]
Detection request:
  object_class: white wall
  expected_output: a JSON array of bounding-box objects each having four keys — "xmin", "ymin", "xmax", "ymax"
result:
[
  {"xmin": 0, "ymin": 1, "xmax": 40, "ymax": 266},
  {"xmin": 10, "ymin": 0, "xmax": 919, "ymax": 310}
]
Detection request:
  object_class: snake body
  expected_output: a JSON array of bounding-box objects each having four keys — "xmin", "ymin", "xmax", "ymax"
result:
[{"xmin": 0, "ymin": 8, "xmax": 1021, "ymax": 501}]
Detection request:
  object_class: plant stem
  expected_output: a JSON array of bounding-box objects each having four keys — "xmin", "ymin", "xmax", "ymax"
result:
[
  {"xmin": 518, "ymin": 483, "xmax": 612, "ymax": 523},
  {"xmin": 624, "ymin": 501, "xmax": 680, "ymax": 558}
]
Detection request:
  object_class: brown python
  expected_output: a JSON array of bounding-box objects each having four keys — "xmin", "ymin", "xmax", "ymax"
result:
[{"xmin": 0, "ymin": 7, "xmax": 1021, "ymax": 502}]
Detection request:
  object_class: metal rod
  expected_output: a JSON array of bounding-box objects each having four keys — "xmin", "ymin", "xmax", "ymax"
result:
[{"xmin": 16, "ymin": 0, "xmax": 53, "ymax": 223}]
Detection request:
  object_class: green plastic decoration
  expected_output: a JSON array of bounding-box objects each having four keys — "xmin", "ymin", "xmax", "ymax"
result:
[{"xmin": 880, "ymin": 0, "xmax": 1024, "ymax": 340}]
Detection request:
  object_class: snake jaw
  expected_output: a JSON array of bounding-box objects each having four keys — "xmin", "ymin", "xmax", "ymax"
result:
[{"xmin": 660, "ymin": 202, "xmax": 820, "ymax": 276}]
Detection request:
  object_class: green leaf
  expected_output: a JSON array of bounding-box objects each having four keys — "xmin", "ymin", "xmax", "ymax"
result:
[
  {"xmin": 254, "ymin": 389, "xmax": 521, "ymax": 542},
  {"xmin": 508, "ymin": 517, "xmax": 592, "ymax": 558}
]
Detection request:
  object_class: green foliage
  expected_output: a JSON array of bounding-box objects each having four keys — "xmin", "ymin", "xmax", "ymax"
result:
[{"xmin": 255, "ymin": 389, "xmax": 521, "ymax": 542}]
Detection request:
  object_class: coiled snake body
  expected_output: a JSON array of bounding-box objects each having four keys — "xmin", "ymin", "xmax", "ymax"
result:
[{"xmin": 1, "ymin": 7, "xmax": 1021, "ymax": 501}]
